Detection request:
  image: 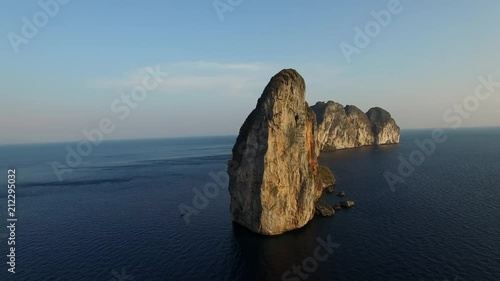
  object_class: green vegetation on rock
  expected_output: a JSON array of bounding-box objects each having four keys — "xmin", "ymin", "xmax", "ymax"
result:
[{"xmin": 318, "ymin": 165, "xmax": 336, "ymax": 188}]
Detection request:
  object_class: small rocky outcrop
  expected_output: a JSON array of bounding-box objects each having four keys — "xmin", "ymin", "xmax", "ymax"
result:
[
  {"xmin": 318, "ymin": 165, "xmax": 336, "ymax": 192},
  {"xmin": 336, "ymin": 191, "xmax": 346, "ymax": 197},
  {"xmin": 311, "ymin": 101, "xmax": 400, "ymax": 151},
  {"xmin": 315, "ymin": 199, "xmax": 335, "ymax": 217},
  {"xmin": 227, "ymin": 69, "xmax": 324, "ymax": 235},
  {"xmin": 340, "ymin": 201, "xmax": 355, "ymax": 208}
]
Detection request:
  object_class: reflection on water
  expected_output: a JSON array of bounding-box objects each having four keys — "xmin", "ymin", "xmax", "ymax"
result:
[{"xmin": 229, "ymin": 218, "xmax": 338, "ymax": 281}]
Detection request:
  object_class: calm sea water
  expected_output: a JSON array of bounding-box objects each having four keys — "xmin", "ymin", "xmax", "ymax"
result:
[{"xmin": 0, "ymin": 128, "xmax": 499, "ymax": 281}]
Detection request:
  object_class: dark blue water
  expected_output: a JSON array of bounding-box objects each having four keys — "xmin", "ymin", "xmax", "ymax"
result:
[{"xmin": 0, "ymin": 129, "xmax": 499, "ymax": 281}]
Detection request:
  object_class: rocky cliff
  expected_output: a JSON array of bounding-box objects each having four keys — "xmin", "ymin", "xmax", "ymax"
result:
[
  {"xmin": 366, "ymin": 107, "xmax": 400, "ymax": 145},
  {"xmin": 311, "ymin": 101, "xmax": 400, "ymax": 151},
  {"xmin": 227, "ymin": 69, "xmax": 327, "ymax": 235}
]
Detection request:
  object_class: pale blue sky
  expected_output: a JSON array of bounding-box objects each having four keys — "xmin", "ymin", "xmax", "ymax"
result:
[{"xmin": 1, "ymin": 0, "xmax": 499, "ymax": 144}]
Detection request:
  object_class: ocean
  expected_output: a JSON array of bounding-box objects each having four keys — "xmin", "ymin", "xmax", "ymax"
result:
[{"xmin": 0, "ymin": 128, "xmax": 499, "ymax": 281}]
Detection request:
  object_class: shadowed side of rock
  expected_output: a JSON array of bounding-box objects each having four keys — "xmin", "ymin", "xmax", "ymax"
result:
[{"xmin": 366, "ymin": 107, "xmax": 400, "ymax": 144}]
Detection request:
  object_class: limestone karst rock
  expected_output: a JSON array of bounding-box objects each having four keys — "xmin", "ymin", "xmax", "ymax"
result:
[
  {"xmin": 318, "ymin": 165, "xmax": 336, "ymax": 192},
  {"xmin": 314, "ymin": 199, "xmax": 335, "ymax": 217},
  {"xmin": 345, "ymin": 105, "xmax": 376, "ymax": 147},
  {"xmin": 227, "ymin": 69, "xmax": 324, "ymax": 235},
  {"xmin": 227, "ymin": 71, "xmax": 399, "ymax": 235},
  {"xmin": 311, "ymin": 101, "xmax": 400, "ymax": 151},
  {"xmin": 366, "ymin": 107, "xmax": 400, "ymax": 145},
  {"xmin": 340, "ymin": 201, "xmax": 355, "ymax": 208}
]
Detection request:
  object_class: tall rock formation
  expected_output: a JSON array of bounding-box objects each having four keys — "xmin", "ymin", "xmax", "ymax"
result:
[
  {"xmin": 344, "ymin": 105, "xmax": 376, "ymax": 147},
  {"xmin": 227, "ymin": 69, "xmax": 325, "ymax": 235},
  {"xmin": 226, "ymin": 72, "xmax": 399, "ymax": 235},
  {"xmin": 311, "ymin": 101, "xmax": 400, "ymax": 151},
  {"xmin": 366, "ymin": 107, "xmax": 400, "ymax": 145}
]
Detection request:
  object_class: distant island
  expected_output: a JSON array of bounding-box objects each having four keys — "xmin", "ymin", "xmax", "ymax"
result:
[
  {"xmin": 312, "ymin": 101, "xmax": 400, "ymax": 151},
  {"xmin": 227, "ymin": 69, "xmax": 400, "ymax": 235}
]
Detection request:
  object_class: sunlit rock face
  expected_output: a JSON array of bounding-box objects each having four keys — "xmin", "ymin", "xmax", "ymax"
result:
[
  {"xmin": 227, "ymin": 69, "xmax": 323, "ymax": 236},
  {"xmin": 227, "ymin": 72, "xmax": 399, "ymax": 236},
  {"xmin": 311, "ymin": 101, "xmax": 400, "ymax": 151}
]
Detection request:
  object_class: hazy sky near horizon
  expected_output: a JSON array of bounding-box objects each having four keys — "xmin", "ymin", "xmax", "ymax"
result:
[{"xmin": 1, "ymin": 0, "xmax": 500, "ymax": 144}]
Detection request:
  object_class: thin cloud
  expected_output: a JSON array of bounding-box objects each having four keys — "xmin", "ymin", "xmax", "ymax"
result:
[
  {"xmin": 172, "ymin": 61, "xmax": 271, "ymax": 72},
  {"xmin": 85, "ymin": 61, "xmax": 346, "ymax": 100},
  {"xmin": 86, "ymin": 61, "xmax": 279, "ymax": 98}
]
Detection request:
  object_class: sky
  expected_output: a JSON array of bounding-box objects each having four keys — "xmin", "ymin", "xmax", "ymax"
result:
[{"xmin": 1, "ymin": 0, "xmax": 499, "ymax": 144}]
